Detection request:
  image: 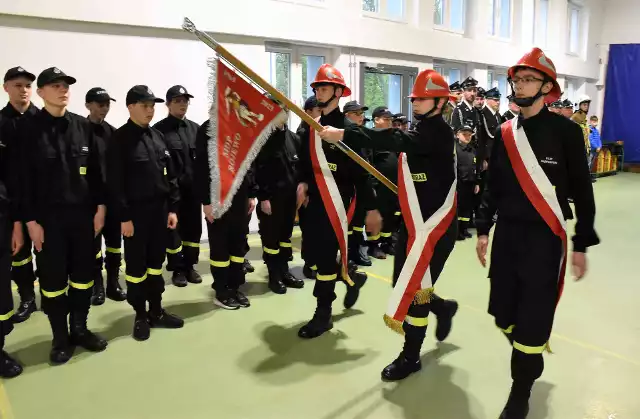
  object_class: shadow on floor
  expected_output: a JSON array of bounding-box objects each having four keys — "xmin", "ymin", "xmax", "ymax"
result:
[{"xmin": 528, "ymin": 381, "xmax": 554, "ymax": 419}]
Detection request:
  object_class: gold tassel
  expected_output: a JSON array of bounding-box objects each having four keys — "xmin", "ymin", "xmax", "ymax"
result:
[
  {"xmin": 342, "ymin": 265, "xmax": 354, "ymax": 287},
  {"xmin": 383, "ymin": 314, "xmax": 405, "ymax": 335},
  {"xmin": 413, "ymin": 287, "xmax": 434, "ymax": 305},
  {"xmin": 545, "ymin": 341, "xmax": 553, "ymax": 354}
]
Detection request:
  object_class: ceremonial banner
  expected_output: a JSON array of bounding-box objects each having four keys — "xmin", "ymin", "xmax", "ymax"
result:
[{"xmin": 207, "ymin": 57, "xmax": 288, "ymax": 217}]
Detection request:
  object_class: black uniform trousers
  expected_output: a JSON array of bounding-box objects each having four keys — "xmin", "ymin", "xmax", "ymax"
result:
[
  {"xmin": 378, "ymin": 189, "xmax": 400, "ymax": 246},
  {"xmin": 348, "ymin": 200, "xmax": 366, "ymax": 253},
  {"xmin": 257, "ymin": 188, "xmax": 297, "ymax": 267},
  {"xmin": 11, "ymin": 222, "xmax": 36, "ymax": 301},
  {"xmin": 36, "ymin": 206, "xmax": 95, "ymax": 316},
  {"xmin": 457, "ymin": 181, "xmax": 475, "ymax": 231},
  {"xmin": 0, "ymin": 214, "xmax": 15, "ymax": 344},
  {"xmin": 166, "ymin": 190, "xmax": 202, "ymax": 271},
  {"xmin": 93, "ymin": 211, "xmax": 122, "ymax": 276},
  {"xmin": 298, "ymin": 205, "xmax": 316, "ymax": 271},
  {"xmin": 123, "ymin": 199, "xmax": 168, "ymax": 315},
  {"xmin": 206, "ymin": 200, "xmax": 247, "ymax": 296},
  {"xmin": 488, "ymin": 219, "xmax": 562, "ymax": 384}
]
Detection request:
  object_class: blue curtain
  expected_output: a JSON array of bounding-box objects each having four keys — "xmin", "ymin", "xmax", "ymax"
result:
[{"xmin": 602, "ymin": 44, "xmax": 640, "ymax": 163}]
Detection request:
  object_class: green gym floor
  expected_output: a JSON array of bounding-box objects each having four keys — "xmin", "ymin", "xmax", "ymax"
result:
[{"xmin": 1, "ymin": 173, "xmax": 639, "ymax": 419}]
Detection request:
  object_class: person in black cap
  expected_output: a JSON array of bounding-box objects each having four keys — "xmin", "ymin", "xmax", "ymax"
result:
[
  {"xmin": 443, "ymin": 82, "xmax": 461, "ymax": 125},
  {"xmin": 19, "ymin": 67, "xmax": 108, "ymax": 363},
  {"xmin": 502, "ymin": 95, "xmax": 520, "ymax": 120},
  {"xmin": 561, "ymin": 99, "xmax": 574, "ymax": 118},
  {"xmin": 548, "ymin": 100, "xmax": 562, "ymax": 115},
  {"xmin": 153, "ymin": 85, "xmax": 202, "ymax": 288},
  {"xmin": 455, "ymin": 125, "xmax": 477, "ymax": 240},
  {"xmin": 451, "ymin": 77, "xmax": 487, "ymax": 152},
  {"xmin": 474, "ymin": 87, "xmax": 486, "ymax": 109},
  {"xmin": 85, "ymin": 87, "xmax": 127, "ymax": 306},
  {"xmin": 255, "ymin": 96, "xmax": 305, "ymax": 295},
  {"xmin": 106, "ymin": 85, "xmax": 183, "ymax": 341},
  {"xmin": 479, "ymin": 87, "xmax": 503, "ymax": 167},
  {"xmin": 296, "ymin": 96, "xmax": 321, "ymax": 138},
  {"xmin": 343, "ymin": 100, "xmax": 368, "ymax": 126},
  {"xmin": 392, "ymin": 113, "xmax": 409, "ymax": 131},
  {"xmin": 1, "ymin": 66, "xmax": 38, "ymax": 324}
]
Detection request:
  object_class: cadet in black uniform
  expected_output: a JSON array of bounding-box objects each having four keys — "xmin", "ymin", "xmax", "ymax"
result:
[
  {"xmin": 503, "ymin": 95, "xmax": 520, "ymax": 120},
  {"xmin": 20, "ymin": 67, "xmax": 108, "ymax": 363},
  {"xmin": 455, "ymin": 125, "xmax": 477, "ymax": 240},
  {"xmin": 297, "ymin": 64, "xmax": 379, "ymax": 338},
  {"xmin": 0, "ymin": 67, "xmax": 38, "ymax": 323},
  {"xmin": 195, "ymin": 120, "xmax": 256, "ymax": 310},
  {"xmin": 86, "ymin": 87, "xmax": 127, "ymax": 306},
  {"xmin": 154, "ymin": 85, "xmax": 202, "ymax": 288},
  {"xmin": 255, "ymin": 96, "xmax": 304, "ymax": 294},
  {"xmin": 107, "ymin": 85, "xmax": 184, "ymax": 341},
  {"xmin": 392, "ymin": 113, "xmax": 409, "ymax": 131},
  {"xmin": 476, "ymin": 48, "xmax": 599, "ymax": 419},
  {"xmin": 319, "ymin": 68, "xmax": 459, "ymax": 381}
]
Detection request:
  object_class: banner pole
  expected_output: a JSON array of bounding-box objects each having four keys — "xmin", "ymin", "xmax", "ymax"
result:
[{"xmin": 182, "ymin": 18, "xmax": 397, "ymax": 194}]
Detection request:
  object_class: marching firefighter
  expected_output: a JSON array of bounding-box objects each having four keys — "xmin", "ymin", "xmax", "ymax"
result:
[
  {"xmin": 195, "ymin": 119, "xmax": 257, "ymax": 310},
  {"xmin": 107, "ymin": 85, "xmax": 184, "ymax": 341},
  {"xmin": 296, "ymin": 64, "xmax": 379, "ymax": 338},
  {"xmin": 255, "ymin": 96, "xmax": 305, "ymax": 294},
  {"xmin": 455, "ymin": 125, "xmax": 477, "ymax": 240},
  {"xmin": 86, "ymin": 87, "xmax": 127, "ymax": 305},
  {"xmin": 154, "ymin": 85, "xmax": 203, "ymax": 287},
  {"xmin": 476, "ymin": 48, "xmax": 599, "ymax": 418},
  {"xmin": 319, "ymin": 68, "xmax": 459, "ymax": 381},
  {"xmin": 503, "ymin": 95, "xmax": 520, "ymax": 121},
  {"xmin": 20, "ymin": 67, "xmax": 108, "ymax": 363},
  {"xmin": 0, "ymin": 66, "xmax": 38, "ymax": 323}
]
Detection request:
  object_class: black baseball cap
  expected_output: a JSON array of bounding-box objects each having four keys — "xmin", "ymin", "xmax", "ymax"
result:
[
  {"xmin": 343, "ymin": 100, "xmax": 368, "ymax": 113},
  {"xmin": 37, "ymin": 67, "xmax": 76, "ymax": 88},
  {"xmin": 392, "ymin": 113, "xmax": 408, "ymax": 123},
  {"xmin": 372, "ymin": 106, "xmax": 393, "ymax": 119},
  {"xmin": 4, "ymin": 66, "xmax": 36, "ymax": 83},
  {"xmin": 86, "ymin": 87, "xmax": 116, "ymax": 103},
  {"xmin": 304, "ymin": 96, "xmax": 318, "ymax": 110},
  {"xmin": 456, "ymin": 125, "xmax": 474, "ymax": 133},
  {"xmin": 126, "ymin": 85, "xmax": 164, "ymax": 105},
  {"xmin": 166, "ymin": 85, "xmax": 194, "ymax": 102}
]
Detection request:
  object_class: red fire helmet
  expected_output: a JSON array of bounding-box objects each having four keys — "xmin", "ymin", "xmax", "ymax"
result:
[
  {"xmin": 310, "ymin": 64, "xmax": 351, "ymax": 97},
  {"xmin": 408, "ymin": 69, "xmax": 456, "ymax": 99},
  {"xmin": 508, "ymin": 47, "xmax": 562, "ymax": 104}
]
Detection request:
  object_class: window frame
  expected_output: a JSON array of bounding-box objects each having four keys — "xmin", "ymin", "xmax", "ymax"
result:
[
  {"xmin": 433, "ymin": 0, "xmax": 467, "ymax": 34},
  {"xmin": 488, "ymin": 0, "xmax": 513, "ymax": 40},
  {"xmin": 534, "ymin": 0, "xmax": 549, "ymax": 47},
  {"xmin": 271, "ymin": 0, "xmax": 326, "ymax": 8},
  {"xmin": 363, "ymin": 0, "xmax": 407, "ymax": 22},
  {"xmin": 433, "ymin": 61, "xmax": 467, "ymax": 85},
  {"xmin": 567, "ymin": 2, "xmax": 582, "ymax": 56},
  {"xmin": 487, "ymin": 68, "xmax": 510, "ymax": 113}
]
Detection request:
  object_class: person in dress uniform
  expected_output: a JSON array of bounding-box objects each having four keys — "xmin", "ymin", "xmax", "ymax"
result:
[
  {"xmin": 451, "ymin": 77, "xmax": 486, "ymax": 151},
  {"xmin": 502, "ymin": 95, "xmax": 520, "ymax": 120},
  {"xmin": 443, "ymin": 81, "xmax": 461, "ymax": 125},
  {"xmin": 474, "ymin": 87, "xmax": 486, "ymax": 110},
  {"xmin": 548, "ymin": 100, "xmax": 563, "ymax": 115},
  {"xmin": 561, "ymin": 99, "xmax": 574, "ymax": 118}
]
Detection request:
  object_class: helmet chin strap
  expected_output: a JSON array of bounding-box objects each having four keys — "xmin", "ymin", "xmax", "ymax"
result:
[
  {"xmin": 315, "ymin": 86, "xmax": 338, "ymax": 109},
  {"xmin": 413, "ymin": 98, "xmax": 442, "ymax": 121},
  {"xmin": 509, "ymin": 81, "xmax": 545, "ymax": 108}
]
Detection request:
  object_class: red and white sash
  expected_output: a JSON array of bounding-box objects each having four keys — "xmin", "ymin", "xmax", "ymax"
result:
[
  {"xmin": 384, "ymin": 152, "xmax": 457, "ymax": 333},
  {"xmin": 501, "ymin": 119, "xmax": 568, "ymax": 303},
  {"xmin": 310, "ymin": 129, "xmax": 356, "ymax": 285}
]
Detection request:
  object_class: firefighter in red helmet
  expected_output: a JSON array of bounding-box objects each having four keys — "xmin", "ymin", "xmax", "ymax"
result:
[
  {"xmin": 319, "ymin": 69, "xmax": 459, "ymax": 381},
  {"xmin": 475, "ymin": 48, "xmax": 599, "ymax": 418},
  {"xmin": 296, "ymin": 64, "xmax": 380, "ymax": 338}
]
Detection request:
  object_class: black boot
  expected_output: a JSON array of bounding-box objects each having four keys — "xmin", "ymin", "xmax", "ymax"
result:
[
  {"xmin": 171, "ymin": 270, "xmax": 188, "ymax": 287},
  {"xmin": 185, "ymin": 267, "xmax": 203, "ymax": 284},
  {"xmin": 12, "ymin": 298, "xmax": 37, "ymax": 323},
  {"xmin": 148, "ymin": 309, "xmax": 184, "ymax": 329},
  {"xmin": 281, "ymin": 261, "xmax": 304, "ymax": 289},
  {"xmin": 132, "ymin": 313, "xmax": 151, "ymax": 341},
  {"xmin": 48, "ymin": 315, "xmax": 75, "ymax": 364},
  {"xmin": 0, "ymin": 350, "xmax": 23, "ymax": 378},
  {"xmin": 91, "ymin": 272, "xmax": 106, "ymax": 306},
  {"xmin": 267, "ymin": 263, "xmax": 286, "ymax": 294},
  {"xmin": 243, "ymin": 260, "xmax": 255, "ymax": 274},
  {"xmin": 298, "ymin": 306, "xmax": 333, "ymax": 339},
  {"xmin": 499, "ymin": 381, "xmax": 532, "ymax": 419},
  {"xmin": 431, "ymin": 297, "xmax": 458, "ymax": 342},
  {"xmin": 380, "ymin": 241, "xmax": 396, "ymax": 256},
  {"xmin": 344, "ymin": 264, "xmax": 367, "ymax": 309},
  {"xmin": 70, "ymin": 311, "xmax": 108, "ymax": 352},
  {"xmin": 105, "ymin": 269, "xmax": 127, "ymax": 302},
  {"xmin": 369, "ymin": 244, "xmax": 387, "ymax": 259},
  {"xmin": 381, "ymin": 323, "xmax": 426, "ymax": 381}
]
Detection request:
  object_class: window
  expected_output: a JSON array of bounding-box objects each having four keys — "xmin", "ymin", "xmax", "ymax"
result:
[
  {"xmin": 568, "ymin": 3, "xmax": 581, "ymax": 54},
  {"xmin": 488, "ymin": 70, "xmax": 509, "ymax": 112},
  {"xmin": 535, "ymin": 0, "xmax": 549, "ymax": 47},
  {"xmin": 565, "ymin": 79, "xmax": 576, "ymax": 102},
  {"xmin": 489, "ymin": 0, "xmax": 511, "ymax": 38},
  {"xmin": 434, "ymin": 65, "xmax": 461, "ymax": 84},
  {"xmin": 363, "ymin": 0, "xmax": 378, "ymax": 12},
  {"xmin": 301, "ymin": 55, "xmax": 325, "ymax": 101},
  {"xmin": 363, "ymin": 0, "xmax": 404, "ymax": 19},
  {"xmin": 269, "ymin": 52, "xmax": 291, "ymax": 98},
  {"xmin": 522, "ymin": 0, "xmax": 535, "ymax": 45},
  {"xmin": 434, "ymin": 0, "xmax": 466, "ymax": 32}
]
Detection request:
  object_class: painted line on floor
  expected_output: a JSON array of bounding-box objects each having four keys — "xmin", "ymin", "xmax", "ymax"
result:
[{"xmin": 0, "ymin": 381, "xmax": 14, "ymax": 419}]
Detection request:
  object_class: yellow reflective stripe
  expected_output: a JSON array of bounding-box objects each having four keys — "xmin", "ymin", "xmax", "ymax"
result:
[
  {"xmin": 166, "ymin": 246, "xmax": 183, "ymax": 254},
  {"xmin": 210, "ymin": 259, "xmax": 230, "ymax": 267},
  {"xmin": 182, "ymin": 241, "xmax": 200, "ymax": 248},
  {"xmin": 69, "ymin": 280, "xmax": 94, "ymax": 290},
  {"xmin": 279, "ymin": 242, "xmax": 292, "ymax": 248},
  {"xmin": 96, "ymin": 251, "xmax": 102, "ymax": 259},
  {"xmin": 106, "ymin": 247, "xmax": 121, "ymax": 254},
  {"xmin": 394, "ymin": 211, "xmax": 401, "ymax": 216},
  {"xmin": 348, "ymin": 231, "xmax": 353, "ymax": 235},
  {"xmin": 0, "ymin": 310, "xmax": 15, "ymax": 321},
  {"xmin": 380, "ymin": 232, "xmax": 392, "ymax": 238},
  {"xmin": 458, "ymin": 217, "xmax": 471, "ymax": 221},
  {"xmin": 498, "ymin": 324, "xmax": 515, "ymax": 334},
  {"xmin": 311, "ymin": 265, "xmax": 318, "ymax": 271},
  {"xmin": 513, "ymin": 341, "xmax": 547, "ymax": 354},
  {"xmin": 147, "ymin": 268, "xmax": 163, "ymax": 276},
  {"xmin": 12, "ymin": 255, "xmax": 33, "ymax": 267},
  {"xmin": 79, "ymin": 166, "xmax": 87, "ymax": 175},
  {"xmin": 317, "ymin": 273, "xmax": 337, "ymax": 281},
  {"xmin": 263, "ymin": 247, "xmax": 280, "ymax": 255},
  {"xmin": 405, "ymin": 316, "xmax": 429, "ymax": 327},
  {"xmin": 230, "ymin": 256, "xmax": 244, "ymax": 263},
  {"xmin": 41, "ymin": 286, "xmax": 69, "ymax": 298},
  {"xmin": 353, "ymin": 227, "xmax": 364, "ymax": 232},
  {"xmin": 368, "ymin": 233, "xmax": 380, "ymax": 240},
  {"xmin": 126, "ymin": 273, "xmax": 147, "ymax": 283}
]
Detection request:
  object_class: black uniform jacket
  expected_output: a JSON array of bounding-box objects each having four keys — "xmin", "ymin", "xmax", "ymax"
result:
[
  {"xmin": 106, "ymin": 119, "xmax": 180, "ymax": 222},
  {"xmin": 154, "ymin": 115, "xmax": 200, "ymax": 192},
  {"xmin": 479, "ymin": 105, "xmax": 503, "ymax": 166},
  {"xmin": 344, "ymin": 115, "xmax": 456, "ymax": 223},
  {"xmin": 502, "ymin": 110, "xmax": 517, "ymax": 121},
  {"xmin": 452, "ymin": 99, "xmax": 487, "ymax": 151},
  {"xmin": 87, "ymin": 118, "xmax": 116, "ymax": 184},
  {"xmin": 456, "ymin": 141, "xmax": 476, "ymax": 182},
  {"xmin": 297, "ymin": 107, "xmax": 376, "ymax": 211},
  {"xmin": 254, "ymin": 125, "xmax": 299, "ymax": 201},
  {"xmin": 476, "ymin": 106, "xmax": 599, "ymax": 252},
  {"xmin": 19, "ymin": 109, "xmax": 106, "ymax": 223}
]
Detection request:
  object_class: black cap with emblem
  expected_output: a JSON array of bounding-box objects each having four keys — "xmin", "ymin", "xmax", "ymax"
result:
[
  {"xmin": 4, "ymin": 66, "xmax": 36, "ymax": 83},
  {"xmin": 449, "ymin": 81, "xmax": 462, "ymax": 92},
  {"xmin": 86, "ymin": 87, "xmax": 116, "ymax": 103},
  {"xmin": 304, "ymin": 96, "xmax": 318, "ymax": 110},
  {"xmin": 126, "ymin": 85, "xmax": 164, "ymax": 105},
  {"xmin": 372, "ymin": 106, "xmax": 393, "ymax": 119},
  {"xmin": 549, "ymin": 100, "xmax": 563, "ymax": 108},
  {"xmin": 392, "ymin": 113, "xmax": 408, "ymax": 123},
  {"xmin": 166, "ymin": 85, "xmax": 194, "ymax": 102},
  {"xmin": 476, "ymin": 87, "xmax": 486, "ymax": 98},
  {"xmin": 460, "ymin": 77, "xmax": 478, "ymax": 89},
  {"xmin": 455, "ymin": 125, "xmax": 474, "ymax": 133},
  {"xmin": 343, "ymin": 100, "xmax": 368, "ymax": 113},
  {"xmin": 562, "ymin": 99, "xmax": 573, "ymax": 108},
  {"xmin": 37, "ymin": 67, "xmax": 76, "ymax": 88},
  {"xmin": 484, "ymin": 87, "xmax": 501, "ymax": 100}
]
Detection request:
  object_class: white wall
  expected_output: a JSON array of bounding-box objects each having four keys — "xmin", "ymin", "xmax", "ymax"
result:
[{"xmin": 600, "ymin": 0, "xmax": 640, "ymax": 45}]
